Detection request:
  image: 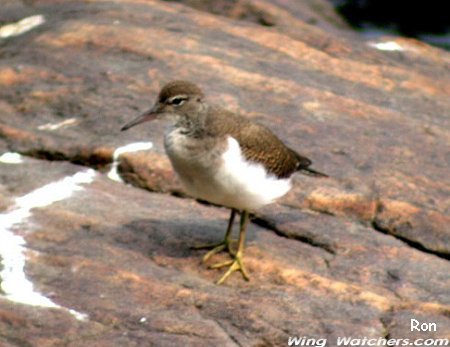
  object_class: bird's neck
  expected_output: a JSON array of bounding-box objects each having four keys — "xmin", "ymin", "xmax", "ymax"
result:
[{"xmin": 174, "ymin": 106, "xmax": 209, "ymax": 137}]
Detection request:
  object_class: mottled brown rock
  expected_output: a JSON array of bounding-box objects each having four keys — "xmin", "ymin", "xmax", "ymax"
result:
[
  {"xmin": 163, "ymin": 0, "xmax": 353, "ymax": 52},
  {"xmin": 304, "ymin": 185, "xmax": 377, "ymax": 221},
  {"xmin": 0, "ymin": 0, "xmax": 449, "ymax": 345},
  {"xmin": 374, "ymin": 199, "xmax": 450, "ymax": 256},
  {"xmin": 165, "ymin": 0, "xmax": 349, "ymax": 28},
  {"xmin": 118, "ymin": 150, "xmax": 182, "ymax": 194},
  {"xmin": 0, "ymin": 159, "xmax": 449, "ymax": 346}
]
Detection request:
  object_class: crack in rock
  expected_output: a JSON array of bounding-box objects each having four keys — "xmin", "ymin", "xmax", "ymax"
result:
[
  {"xmin": 371, "ymin": 220, "xmax": 450, "ymax": 261},
  {"xmin": 12, "ymin": 150, "xmax": 449, "ymax": 264},
  {"xmin": 250, "ymin": 215, "xmax": 336, "ymax": 255}
]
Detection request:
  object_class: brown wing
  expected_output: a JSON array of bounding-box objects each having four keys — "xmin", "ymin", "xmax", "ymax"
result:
[{"xmin": 205, "ymin": 107, "xmax": 313, "ymax": 178}]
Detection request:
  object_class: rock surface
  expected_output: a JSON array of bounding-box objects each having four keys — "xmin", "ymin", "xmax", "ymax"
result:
[{"xmin": 0, "ymin": 0, "xmax": 449, "ymax": 346}]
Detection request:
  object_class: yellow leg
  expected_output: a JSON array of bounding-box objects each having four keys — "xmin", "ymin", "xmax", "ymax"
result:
[
  {"xmin": 192, "ymin": 209, "xmax": 236, "ymax": 262},
  {"xmin": 213, "ymin": 210, "xmax": 250, "ymax": 284}
]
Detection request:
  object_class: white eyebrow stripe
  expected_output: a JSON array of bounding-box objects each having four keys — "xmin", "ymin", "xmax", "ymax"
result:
[{"xmin": 168, "ymin": 94, "xmax": 188, "ymax": 103}]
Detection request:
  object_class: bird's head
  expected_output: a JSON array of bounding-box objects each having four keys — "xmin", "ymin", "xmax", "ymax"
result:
[{"xmin": 121, "ymin": 80, "xmax": 205, "ymax": 131}]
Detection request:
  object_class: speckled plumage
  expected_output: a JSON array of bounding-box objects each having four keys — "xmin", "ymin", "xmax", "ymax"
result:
[
  {"xmin": 121, "ymin": 80, "xmax": 327, "ymax": 284},
  {"xmin": 202, "ymin": 106, "xmax": 316, "ymax": 179}
]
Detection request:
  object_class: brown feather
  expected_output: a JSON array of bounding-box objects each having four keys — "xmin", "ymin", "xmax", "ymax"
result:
[
  {"xmin": 204, "ymin": 107, "xmax": 323, "ymax": 178},
  {"xmin": 158, "ymin": 80, "xmax": 204, "ymax": 103}
]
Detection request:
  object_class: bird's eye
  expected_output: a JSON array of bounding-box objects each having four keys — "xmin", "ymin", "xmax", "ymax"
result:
[{"xmin": 169, "ymin": 96, "xmax": 187, "ymax": 106}]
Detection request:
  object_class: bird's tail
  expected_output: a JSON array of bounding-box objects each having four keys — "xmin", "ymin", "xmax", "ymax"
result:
[
  {"xmin": 299, "ymin": 167, "xmax": 329, "ymax": 178},
  {"xmin": 289, "ymin": 148, "xmax": 329, "ymax": 178}
]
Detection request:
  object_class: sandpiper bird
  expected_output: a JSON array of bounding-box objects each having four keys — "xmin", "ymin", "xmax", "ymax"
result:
[{"xmin": 121, "ymin": 80, "xmax": 327, "ymax": 284}]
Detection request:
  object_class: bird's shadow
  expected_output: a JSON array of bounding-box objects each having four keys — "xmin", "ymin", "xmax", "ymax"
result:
[{"xmin": 115, "ymin": 216, "xmax": 255, "ymax": 260}]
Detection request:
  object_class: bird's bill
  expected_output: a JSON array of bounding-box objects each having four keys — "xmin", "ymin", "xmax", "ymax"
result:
[{"xmin": 120, "ymin": 105, "xmax": 160, "ymax": 131}]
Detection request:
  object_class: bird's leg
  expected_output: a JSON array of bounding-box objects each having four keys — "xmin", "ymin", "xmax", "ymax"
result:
[
  {"xmin": 191, "ymin": 209, "xmax": 236, "ymax": 262},
  {"xmin": 211, "ymin": 210, "xmax": 250, "ymax": 284}
]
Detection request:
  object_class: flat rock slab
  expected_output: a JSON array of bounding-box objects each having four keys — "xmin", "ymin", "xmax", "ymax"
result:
[
  {"xmin": 0, "ymin": 153, "xmax": 449, "ymax": 346},
  {"xmin": 0, "ymin": 0, "xmax": 449, "ymax": 257},
  {"xmin": 0, "ymin": 0, "xmax": 449, "ymax": 345}
]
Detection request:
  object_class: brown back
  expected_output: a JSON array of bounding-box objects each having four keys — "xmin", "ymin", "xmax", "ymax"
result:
[{"xmin": 205, "ymin": 107, "xmax": 312, "ymax": 178}]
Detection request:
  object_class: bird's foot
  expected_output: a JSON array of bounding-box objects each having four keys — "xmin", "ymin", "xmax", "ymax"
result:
[
  {"xmin": 210, "ymin": 253, "xmax": 250, "ymax": 284},
  {"xmin": 191, "ymin": 240, "xmax": 235, "ymax": 262}
]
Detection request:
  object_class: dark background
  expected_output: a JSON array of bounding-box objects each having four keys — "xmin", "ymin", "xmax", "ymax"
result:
[{"xmin": 330, "ymin": 0, "xmax": 450, "ymax": 49}]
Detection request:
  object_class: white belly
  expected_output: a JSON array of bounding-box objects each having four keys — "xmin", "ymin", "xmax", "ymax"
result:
[{"xmin": 165, "ymin": 132, "xmax": 292, "ymax": 210}]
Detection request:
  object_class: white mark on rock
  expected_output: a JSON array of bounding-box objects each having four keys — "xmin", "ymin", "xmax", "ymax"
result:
[
  {"xmin": 140, "ymin": 317, "xmax": 147, "ymax": 323},
  {"xmin": 38, "ymin": 118, "xmax": 78, "ymax": 131},
  {"xmin": 107, "ymin": 142, "xmax": 153, "ymax": 182},
  {"xmin": 0, "ymin": 15, "xmax": 45, "ymax": 39},
  {"xmin": 0, "ymin": 152, "xmax": 23, "ymax": 164},
  {"xmin": 368, "ymin": 41, "xmax": 404, "ymax": 51},
  {"xmin": 68, "ymin": 309, "xmax": 88, "ymax": 321},
  {"xmin": 0, "ymin": 169, "xmax": 96, "ymax": 321}
]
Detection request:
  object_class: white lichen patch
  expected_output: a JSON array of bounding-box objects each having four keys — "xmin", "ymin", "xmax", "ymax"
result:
[
  {"xmin": 0, "ymin": 152, "xmax": 23, "ymax": 164},
  {"xmin": 0, "ymin": 169, "xmax": 96, "ymax": 321},
  {"xmin": 0, "ymin": 15, "xmax": 45, "ymax": 39},
  {"xmin": 38, "ymin": 118, "xmax": 78, "ymax": 131},
  {"xmin": 107, "ymin": 142, "xmax": 153, "ymax": 182},
  {"xmin": 368, "ymin": 41, "xmax": 404, "ymax": 51}
]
